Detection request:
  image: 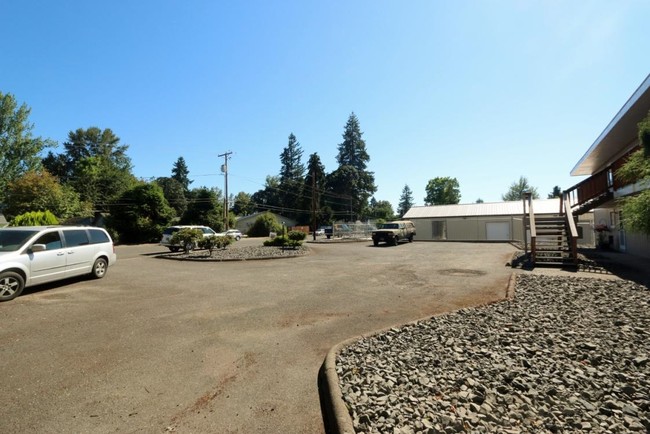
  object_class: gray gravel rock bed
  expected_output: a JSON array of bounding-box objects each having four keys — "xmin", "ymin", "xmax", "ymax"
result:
[
  {"xmin": 162, "ymin": 245, "xmax": 309, "ymax": 260},
  {"xmin": 336, "ymin": 275, "xmax": 649, "ymax": 433}
]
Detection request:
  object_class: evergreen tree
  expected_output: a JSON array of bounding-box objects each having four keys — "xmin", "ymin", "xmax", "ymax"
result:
[
  {"xmin": 548, "ymin": 186, "xmax": 562, "ymax": 199},
  {"xmin": 306, "ymin": 153, "xmax": 326, "ymax": 236},
  {"xmin": 171, "ymin": 156, "xmax": 193, "ymax": 193},
  {"xmin": 502, "ymin": 176, "xmax": 539, "ymax": 201},
  {"xmin": 397, "ymin": 184, "xmax": 414, "ymax": 217},
  {"xmin": 327, "ymin": 113, "xmax": 377, "ymax": 220},
  {"xmin": 277, "ymin": 133, "xmax": 305, "ymax": 219}
]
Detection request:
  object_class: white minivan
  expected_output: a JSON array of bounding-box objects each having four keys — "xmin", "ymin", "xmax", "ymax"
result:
[{"xmin": 0, "ymin": 226, "xmax": 117, "ymax": 302}]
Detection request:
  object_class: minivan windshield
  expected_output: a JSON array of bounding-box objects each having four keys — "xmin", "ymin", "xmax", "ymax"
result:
[
  {"xmin": 378, "ymin": 223, "xmax": 399, "ymax": 229},
  {"xmin": 0, "ymin": 230, "xmax": 40, "ymax": 252}
]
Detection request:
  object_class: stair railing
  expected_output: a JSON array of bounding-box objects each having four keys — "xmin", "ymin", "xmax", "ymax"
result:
[
  {"xmin": 562, "ymin": 191, "xmax": 579, "ymax": 264},
  {"xmin": 523, "ymin": 192, "xmax": 536, "ymax": 264}
]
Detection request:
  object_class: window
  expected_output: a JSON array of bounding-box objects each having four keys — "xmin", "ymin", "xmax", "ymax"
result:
[
  {"xmin": 88, "ymin": 229, "xmax": 110, "ymax": 244},
  {"xmin": 34, "ymin": 231, "xmax": 63, "ymax": 250},
  {"xmin": 63, "ymin": 230, "xmax": 89, "ymax": 247},
  {"xmin": 0, "ymin": 230, "xmax": 39, "ymax": 252}
]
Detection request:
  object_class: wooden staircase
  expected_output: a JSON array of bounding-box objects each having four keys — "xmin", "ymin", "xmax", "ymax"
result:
[
  {"xmin": 532, "ymin": 215, "xmax": 576, "ymax": 266},
  {"xmin": 524, "ymin": 192, "xmax": 579, "ymax": 268}
]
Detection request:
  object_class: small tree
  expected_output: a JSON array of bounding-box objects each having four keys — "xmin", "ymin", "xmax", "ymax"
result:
[
  {"xmin": 170, "ymin": 228, "xmax": 203, "ymax": 253},
  {"xmin": 11, "ymin": 210, "xmax": 59, "ymax": 226},
  {"xmin": 247, "ymin": 212, "xmax": 282, "ymax": 237},
  {"xmin": 5, "ymin": 170, "xmax": 89, "ymax": 220}
]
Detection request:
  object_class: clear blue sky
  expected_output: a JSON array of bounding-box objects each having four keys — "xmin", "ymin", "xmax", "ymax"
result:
[{"xmin": 3, "ymin": 1, "xmax": 649, "ymax": 211}]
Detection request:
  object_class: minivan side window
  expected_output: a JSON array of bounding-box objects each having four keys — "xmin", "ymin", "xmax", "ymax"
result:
[
  {"xmin": 63, "ymin": 230, "xmax": 90, "ymax": 247},
  {"xmin": 33, "ymin": 232, "xmax": 63, "ymax": 250},
  {"xmin": 88, "ymin": 229, "xmax": 110, "ymax": 244}
]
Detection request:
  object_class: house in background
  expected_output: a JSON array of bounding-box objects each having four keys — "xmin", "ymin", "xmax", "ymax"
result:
[
  {"xmin": 403, "ymin": 199, "xmax": 594, "ymax": 247},
  {"xmin": 235, "ymin": 211, "xmax": 297, "ymax": 235},
  {"xmin": 0, "ymin": 212, "xmax": 8, "ymax": 227},
  {"xmin": 566, "ymin": 73, "xmax": 650, "ymax": 259}
]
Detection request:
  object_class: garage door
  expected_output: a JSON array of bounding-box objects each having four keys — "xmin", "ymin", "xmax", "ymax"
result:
[{"xmin": 486, "ymin": 222, "xmax": 510, "ymax": 240}]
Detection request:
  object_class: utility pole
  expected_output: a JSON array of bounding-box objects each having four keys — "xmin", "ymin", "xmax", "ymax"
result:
[{"xmin": 219, "ymin": 151, "xmax": 233, "ymax": 230}]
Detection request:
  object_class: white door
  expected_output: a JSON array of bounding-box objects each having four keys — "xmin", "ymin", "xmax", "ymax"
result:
[
  {"xmin": 29, "ymin": 231, "xmax": 67, "ymax": 285},
  {"xmin": 486, "ymin": 222, "xmax": 510, "ymax": 240},
  {"xmin": 63, "ymin": 229, "xmax": 95, "ymax": 276}
]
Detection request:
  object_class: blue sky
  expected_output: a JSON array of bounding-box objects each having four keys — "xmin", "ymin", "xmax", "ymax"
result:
[{"xmin": 2, "ymin": 1, "xmax": 649, "ymax": 211}]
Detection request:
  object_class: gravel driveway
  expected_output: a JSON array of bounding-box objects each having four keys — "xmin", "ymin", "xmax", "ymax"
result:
[{"xmin": 0, "ymin": 240, "xmax": 514, "ymax": 433}]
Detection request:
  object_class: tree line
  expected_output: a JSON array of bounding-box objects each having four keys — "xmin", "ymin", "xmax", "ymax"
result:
[{"xmin": 5, "ymin": 89, "xmax": 648, "ymax": 241}]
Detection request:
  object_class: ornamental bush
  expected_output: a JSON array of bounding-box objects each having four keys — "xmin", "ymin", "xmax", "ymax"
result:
[
  {"xmin": 170, "ymin": 228, "xmax": 203, "ymax": 253},
  {"xmin": 11, "ymin": 210, "xmax": 59, "ymax": 226},
  {"xmin": 198, "ymin": 235, "xmax": 232, "ymax": 254},
  {"xmin": 287, "ymin": 230, "xmax": 306, "ymax": 241},
  {"xmin": 263, "ymin": 233, "xmax": 303, "ymax": 249}
]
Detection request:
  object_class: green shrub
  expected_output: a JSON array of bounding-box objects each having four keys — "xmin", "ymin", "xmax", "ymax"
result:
[
  {"xmin": 287, "ymin": 230, "xmax": 306, "ymax": 241},
  {"xmin": 199, "ymin": 235, "xmax": 232, "ymax": 254},
  {"xmin": 263, "ymin": 235, "xmax": 302, "ymax": 249},
  {"xmin": 170, "ymin": 228, "xmax": 203, "ymax": 253},
  {"xmin": 247, "ymin": 212, "xmax": 282, "ymax": 237},
  {"xmin": 11, "ymin": 210, "xmax": 59, "ymax": 226}
]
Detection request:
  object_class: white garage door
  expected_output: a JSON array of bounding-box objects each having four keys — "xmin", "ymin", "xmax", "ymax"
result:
[{"xmin": 486, "ymin": 222, "xmax": 510, "ymax": 240}]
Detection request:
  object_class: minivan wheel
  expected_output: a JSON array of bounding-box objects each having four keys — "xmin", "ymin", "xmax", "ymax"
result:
[
  {"xmin": 169, "ymin": 246, "xmax": 180, "ymax": 252},
  {"xmin": 91, "ymin": 258, "xmax": 108, "ymax": 279},
  {"xmin": 393, "ymin": 236, "xmax": 399, "ymax": 246},
  {"xmin": 0, "ymin": 271, "xmax": 25, "ymax": 301}
]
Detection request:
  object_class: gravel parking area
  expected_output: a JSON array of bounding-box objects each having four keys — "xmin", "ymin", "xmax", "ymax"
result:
[{"xmin": 336, "ymin": 274, "xmax": 649, "ymax": 433}]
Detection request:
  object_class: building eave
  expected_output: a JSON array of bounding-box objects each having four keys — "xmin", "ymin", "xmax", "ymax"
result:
[{"xmin": 571, "ymin": 74, "xmax": 650, "ymax": 176}]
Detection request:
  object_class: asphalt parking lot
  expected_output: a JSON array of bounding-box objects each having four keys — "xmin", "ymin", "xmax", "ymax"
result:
[{"xmin": 0, "ymin": 239, "xmax": 515, "ymax": 433}]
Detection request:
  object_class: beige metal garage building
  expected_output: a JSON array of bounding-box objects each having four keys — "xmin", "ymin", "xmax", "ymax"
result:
[{"xmin": 403, "ymin": 198, "xmax": 594, "ymax": 246}]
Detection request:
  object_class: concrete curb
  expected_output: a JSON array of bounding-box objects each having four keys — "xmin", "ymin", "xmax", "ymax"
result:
[{"xmin": 319, "ymin": 272, "xmax": 518, "ymax": 433}]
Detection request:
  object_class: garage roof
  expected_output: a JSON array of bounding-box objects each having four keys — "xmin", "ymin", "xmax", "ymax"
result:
[
  {"xmin": 571, "ymin": 74, "xmax": 650, "ymax": 176},
  {"xmin": 403, "ymin": 198, "xmax": 560, "ymax": 219}
]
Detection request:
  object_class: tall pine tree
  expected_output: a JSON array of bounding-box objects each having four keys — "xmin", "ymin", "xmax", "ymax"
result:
[
  {"xmin": 327, "ymin": 113, "xmax": 376, "ymax": 221},
  {"xmin": 305, "ymin": 152, "xmax": 326, "ymax": 236},
  {"xmin": 397, "ymin": 184, "xmax": 414, "ymax": 217},
  {"xmin": 277, "ymin": 133, "xmax": 305, "ymax": 219},
  {"xmin": 171, "ymin": 156, "xmax": 193, "ymax": 193}
]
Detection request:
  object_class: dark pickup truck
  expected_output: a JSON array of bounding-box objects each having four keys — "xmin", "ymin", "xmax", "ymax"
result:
[{"xmin": 371, "ymin": 221, "xmax": 416, "ymax": 246}]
